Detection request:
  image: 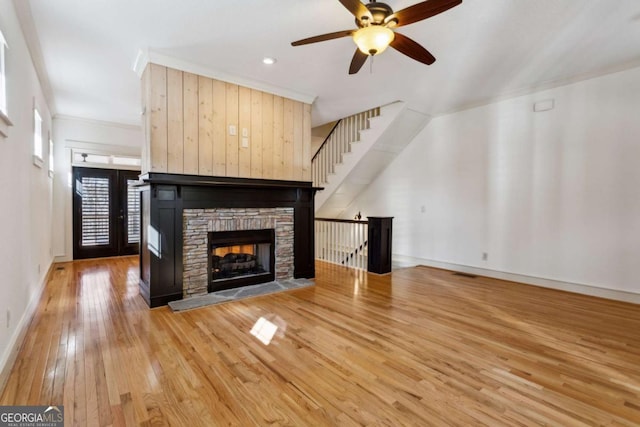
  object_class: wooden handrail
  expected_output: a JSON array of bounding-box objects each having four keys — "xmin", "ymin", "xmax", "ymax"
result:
[
  {"xmin": 311, "ymin": 119, "xmax": 341, "ymax": 162},
  {"xmin": 315, "ymin": 218, "xmax": 368, "ymax": 224}
]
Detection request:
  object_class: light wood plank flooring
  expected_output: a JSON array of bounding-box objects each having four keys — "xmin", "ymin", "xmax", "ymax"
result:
[{"xmin": 2, "ymin": 257, "xmax": 640, "ymax": 426}]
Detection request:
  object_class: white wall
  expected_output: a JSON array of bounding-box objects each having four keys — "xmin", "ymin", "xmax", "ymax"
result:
[
  {"xmin": 52, "ymin": 116, "xmax": 142, "ymax": 261},
  {"xmin": 0, "ymin": 0, "xmax": 54, "ymax": 383},
  {"xmin": 343, "ymin": 66, "xmax": 640, "ymax": 295}
]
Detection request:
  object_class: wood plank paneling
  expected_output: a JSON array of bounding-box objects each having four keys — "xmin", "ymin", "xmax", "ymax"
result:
[
  {"xmin": 212, "ymin": 80, "xmax": 226, "ymax": 176},
  {"xmin": 292, "ymin": 101, "xmax": 304, "ymax": 181},
  {"xmin": 198, "ymin": 76, "xmax": 214, "ymax": 175},
  {"xmin": 183, "ymin": 72, "xmax": 199, "ymax": 175},
  {"xmin": 272, "ymin": 96, "xmax": 284, "ymax": 180},
  {"xmin": 3, "ymin": 259, "xmax": 640, "ymax": 426},
  {"xmin": 250, "ymin": 89, "xmax": 263, "ymax": 178},
  {"xmin": 238, "ymin": 87, "xmax": 251, "ymax": 178},
  {"xmin": 283, "ymin": 98, "xmax": 295, "ymax": 180},
  {"xmin": 149, "ymin": 64, "xmax": 167, "ymax": 173},
  {"xmin": 261, "ymin": 93, "xmax": 274, "ymax": 179},
  {"xmin": 167, "ymin": 68, "xmax": 184, "ymax": 174},
  {"xmin": 302, "ymin": 103, "xmax": 312, "ymax": 181},
  {"xmin": 140, "ymin": 67, "xmax": 150, "ymax": 174},
  {"xmin": 225, "ymin": 83, "xmax": 239, "ymax": 177},
  {"xmin": 141, "ymin": 64, "xmax": 312, "ymax": 181}
]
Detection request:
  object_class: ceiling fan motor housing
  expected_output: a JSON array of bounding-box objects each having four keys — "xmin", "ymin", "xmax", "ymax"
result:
[{"xmin": 357, "ymin": 2, "xmax": 394, "ymax": 26}]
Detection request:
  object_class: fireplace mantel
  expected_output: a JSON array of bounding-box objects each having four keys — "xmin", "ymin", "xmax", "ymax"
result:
[
  {"xmin": 137, "ymin": 173, "xmax": 319, "ymax": 307},
  {"xmin": 140, "ymin": 172, "xmax": 320, "ymax": 190}
]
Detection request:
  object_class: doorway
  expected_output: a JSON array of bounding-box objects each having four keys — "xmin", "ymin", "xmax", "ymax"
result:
[{"xmin": 72, "ymin": 167, "xmax": 141, "ymax": 259}]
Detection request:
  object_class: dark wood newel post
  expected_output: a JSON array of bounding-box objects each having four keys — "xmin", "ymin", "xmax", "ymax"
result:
[{"xmin": 367, "ymin": 217, "xmax": 393, "ymax": 274}]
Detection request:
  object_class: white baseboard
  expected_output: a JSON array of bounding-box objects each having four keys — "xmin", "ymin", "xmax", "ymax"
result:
[
  {"xmin": 54, "ymin": 254, "xmax": 71, "ymax": 263},
  {"xmin": 0, "ymin": 261, "xmax": 54, "ymax": 394},
  {"xmin": 393, "ymin": 255, "xmax": 640, "ymax": 305}
]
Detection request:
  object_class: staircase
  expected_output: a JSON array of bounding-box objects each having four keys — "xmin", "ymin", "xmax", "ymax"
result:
[{"xmin": 312, "ymin": 101, "xmax": 430, "ymax": 218}]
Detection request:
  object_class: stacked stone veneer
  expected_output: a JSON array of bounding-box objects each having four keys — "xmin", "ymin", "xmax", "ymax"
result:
[{"xmin": 183, "ymin": 207, "xmax": 294, "ymax": 297}]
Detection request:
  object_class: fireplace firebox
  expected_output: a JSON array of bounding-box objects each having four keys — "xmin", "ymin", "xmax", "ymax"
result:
[{"xmin": 208, "ymin": 229, "xmax": 275, "ymax": 292}]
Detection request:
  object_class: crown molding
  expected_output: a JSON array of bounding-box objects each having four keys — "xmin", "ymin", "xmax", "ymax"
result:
[
  {"xmin": 54, "ymin": 114, "xmax": 141, "ymax": 130},
  {"xmin": 133, "ymin": 48, "xmax": 317, "ymax": 105}
]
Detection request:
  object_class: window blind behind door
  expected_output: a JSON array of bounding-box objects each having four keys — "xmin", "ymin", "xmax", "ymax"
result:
[
  {"xmin": 81, "ymin": 176, "xmax": 110, "ymax": 246},
  {"xmin": 127, "ymin": 180, "xmax": 140, "ymax": 244}
]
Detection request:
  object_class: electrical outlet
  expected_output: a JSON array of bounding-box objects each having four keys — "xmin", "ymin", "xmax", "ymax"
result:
[
  {"xmin": 482, "ymin": 252, "xmax": 488, "ymax": 261},
  {"xmin": 420, "ymin": 205, "xmax": 426, "ymax": 213},
  {"xmin": 242, "ymin": 137, "xmax": 249, "ymax": 148}
]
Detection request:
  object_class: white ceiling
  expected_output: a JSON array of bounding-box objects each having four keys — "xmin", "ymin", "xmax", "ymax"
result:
[{"xmin": 21, "ymin": 0, "xmax": 640, "ymax": 127}]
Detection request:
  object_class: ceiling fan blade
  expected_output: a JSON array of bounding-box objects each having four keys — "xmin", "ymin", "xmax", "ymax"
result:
[
  {"xmin": 390, "ymin": 32, "xmax": 436, "ymax": 65},
  {"xmin": 291, "ymin": 30, "xmax": 354, "ymax": 46},
  {"xmin": 338, "ymin": 0, "xmax": 372, "ymax": 21},
  {"xmin": 386, "ymin": 0, "xmax": 462, "ymax": 28},
  {"xmin": 349, "ymin": 49, "xmax": 368, "ymax": 74}
]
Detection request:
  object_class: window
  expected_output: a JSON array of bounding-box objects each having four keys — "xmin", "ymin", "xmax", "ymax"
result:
[
  {"xmin": 0, "ymin": 29, "xmax": 11, "ymax": 138},
  {"xmin": 33, "ymin": 107, "xmax": 43, "ymax": 167},
  {"xmin": 0, "ymin": 29, "xmax": 6, "ymax": 116},
  {"xmin": 113, "ymin": 156, "xmax": 141, "ymax": 167},
  {"xmin": 73, "ymin": 151, "xmax": 109, "ymax": 164},
  {"xmin": 71, "ymin": 149, "xmax": 141, "ymax": 168},
  {"xmin": 48, "ymin": 137, "xmax": 54, "ymax": 177}
]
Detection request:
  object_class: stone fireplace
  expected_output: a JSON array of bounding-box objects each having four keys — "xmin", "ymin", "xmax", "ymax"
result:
[
  {"xmin": 137, "ymin": 63, "xmax": 317, "ymax": 308},
  {"xmin": 137, "ymin": 173, "xmax": 317, "ymax": 307},
  {"xmin": 183, "ymin": 207, "xmax": 294, "ymax": 297}
]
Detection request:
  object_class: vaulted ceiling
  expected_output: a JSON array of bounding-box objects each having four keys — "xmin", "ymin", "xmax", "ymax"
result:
[{"xmin": 18, "ymin": 0, "xmax": 640, "ymax": 127}]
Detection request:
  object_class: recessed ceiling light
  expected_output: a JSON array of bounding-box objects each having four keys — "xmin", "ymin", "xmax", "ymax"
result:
[{"xmin": 263, "ymin": 57, "xmax": 277, "ymax": 65}]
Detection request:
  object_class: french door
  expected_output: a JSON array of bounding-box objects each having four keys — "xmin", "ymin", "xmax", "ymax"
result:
[{"xmin": 72, "ymin": 167, "xmax": 141, "ymax": 259}]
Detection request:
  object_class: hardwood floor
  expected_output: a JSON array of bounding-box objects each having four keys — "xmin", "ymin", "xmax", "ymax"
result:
[{"xmin": 2, "ymin": 258, "xmax": 640, "ymax": 426}]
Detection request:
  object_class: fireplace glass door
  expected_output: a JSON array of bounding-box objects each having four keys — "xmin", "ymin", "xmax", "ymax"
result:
[{"xmin": 209, "ymin": 229, "xmax": 275, "ymax": 292}]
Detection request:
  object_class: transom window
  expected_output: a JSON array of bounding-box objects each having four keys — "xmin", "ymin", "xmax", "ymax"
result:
[{"xmin": 71, "ymin": 149, "xmax": 141, "ymax": 168}]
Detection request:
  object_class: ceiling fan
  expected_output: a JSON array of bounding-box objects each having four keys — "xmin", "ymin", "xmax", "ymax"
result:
[{"xmin": 291, "ymin": 0, "xmax": 462, "ymax": 74}]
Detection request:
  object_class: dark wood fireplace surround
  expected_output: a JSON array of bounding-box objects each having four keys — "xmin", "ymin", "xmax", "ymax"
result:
[{"xmin": 138, "ymin": 173, "xmax": 318, "ymax": 308}]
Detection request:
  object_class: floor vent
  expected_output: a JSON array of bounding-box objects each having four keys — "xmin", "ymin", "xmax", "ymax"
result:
[
  {"xmin": 453, "ymin": 272, "xmax": 477, "ymax": 279},
  {"xmin": 56, "ymin": 267, "xmax": 65, "ymax": 271}
]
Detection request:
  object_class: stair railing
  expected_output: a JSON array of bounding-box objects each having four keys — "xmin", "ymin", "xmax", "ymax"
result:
[
  {"xmin": 315, "ymin": 218, "xmax": 368, "ymax": 270},
  {"xmin": 311, "ymin": 107, "xmax": 380, "ymax": 187}
]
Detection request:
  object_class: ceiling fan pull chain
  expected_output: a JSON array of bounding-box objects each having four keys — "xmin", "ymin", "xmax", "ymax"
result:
[{"xmin": 370, "ymin": 55, "xmax": 373, "ymax": 74}]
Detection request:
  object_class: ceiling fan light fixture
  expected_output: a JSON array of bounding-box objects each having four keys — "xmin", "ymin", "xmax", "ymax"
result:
[{"xmin": 353, "ymin": 25, "xmax": 395, "ymax": 56}]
